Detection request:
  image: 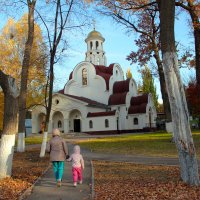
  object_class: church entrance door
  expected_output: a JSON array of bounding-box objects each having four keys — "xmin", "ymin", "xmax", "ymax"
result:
[{"xmin": 74, "ymin": 119, "xmax": 81, "ymax": 132}]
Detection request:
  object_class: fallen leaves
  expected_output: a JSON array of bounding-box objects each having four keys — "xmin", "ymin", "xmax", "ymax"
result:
[
  {"xmin": 93, "ymin": 161, "xmax": 200, "ymax": 200},
  {"xmin": 0, "ymin": 148, "xmax": 49, "ymax": 200}
]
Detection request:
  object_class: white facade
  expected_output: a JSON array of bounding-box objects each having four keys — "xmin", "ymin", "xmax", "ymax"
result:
[{"xmin": 31, "ymin": 29, "xmax": 157, "ymax": 134}]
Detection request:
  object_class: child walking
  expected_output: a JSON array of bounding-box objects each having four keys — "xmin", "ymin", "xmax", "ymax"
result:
[{"xmin": 67, "ymin": 145, "xmax": 84, "ymax": 187}]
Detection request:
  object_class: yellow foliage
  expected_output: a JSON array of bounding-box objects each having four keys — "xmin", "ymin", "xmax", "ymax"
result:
[
  {"xmin": 126, "ymin": 67, "xmax": 132, "ymax": 79},
  {"xmin": 0, "ymin": 14, "xmax": 47, "ymax": 129}
]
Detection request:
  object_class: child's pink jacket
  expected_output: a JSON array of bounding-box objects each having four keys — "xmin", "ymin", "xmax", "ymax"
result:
[{"xmin": 68, "ymin": 145, "xmax": 84, "ymax": 169}]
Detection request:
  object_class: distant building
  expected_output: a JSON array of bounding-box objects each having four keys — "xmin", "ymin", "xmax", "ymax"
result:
[{"xmin": 31, "ymin": 29, "xmax": 157, "ymax": 134}]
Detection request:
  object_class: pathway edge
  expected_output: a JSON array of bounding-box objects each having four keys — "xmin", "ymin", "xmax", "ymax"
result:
[{"xmin": 19, "ymin": 164, "xmax": 51, "ymax": 200}]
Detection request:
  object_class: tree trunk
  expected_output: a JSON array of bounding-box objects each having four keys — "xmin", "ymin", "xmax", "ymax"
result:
[
  {"xmin": 0, "ymin": 70, "xmax": 19, "ymax": 179},
  {"xmin": 153, "ymin": 45, "xmax": 172, "ymax": 121},
  {"xmin": 40, "ymin": 55, "xmax": 54, "ymax": 157},
  {"xmin": 160, "ymin": 0, "xmax": 199, "ymax": 185},
  {"xmin": 18, "ymin": 0, "xmax": 36, "ymax": 152}
]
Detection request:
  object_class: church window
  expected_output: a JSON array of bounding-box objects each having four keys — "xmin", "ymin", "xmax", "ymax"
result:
[
  {"xmin": 105, "ymin": 119, "xmax": 109, "ymax": 128},
  {"xmin": 134, "ymin": 118, "xmax": 138, "ymax": 125},
  {"xmin": 116, "ymin": 70, "xmax": 118, "ymax": 75},
  {"xmin": 82, "ymin": 68, "xmax": 87, "ymax": 85},
  {"xmin": 89, "ymin": 120, "xmax": 93, "ymax": 128},
  {"xmin": 97, "ymin": 52, "xmax": 99, "ymax": 54},
  {"xmin": 96, "ymin": 41, "xmax": 99, "ymax": 49},
  {"xmin": 90, "ymin": 42, "xmax": 93, "ymax": 50},
  {"xmin": 58, "ymin": 120, "xmax": 62, "ymax": 128}
]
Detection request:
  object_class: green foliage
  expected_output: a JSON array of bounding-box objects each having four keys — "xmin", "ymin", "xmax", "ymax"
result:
[{"xmin": 140, "ymin": 65, "xmax": 158, "ymax": 109}]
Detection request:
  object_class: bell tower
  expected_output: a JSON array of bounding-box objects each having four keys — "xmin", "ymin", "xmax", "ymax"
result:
[{"xmin": 85, "ymin": 28, "xmax": 107, "ymax": 66}]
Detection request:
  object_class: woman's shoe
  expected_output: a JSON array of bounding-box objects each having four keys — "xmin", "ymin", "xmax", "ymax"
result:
[
  {"xmin": 79, "ymin": 180, "xmax": 82, "ymax": 184},
  {"xmin": 74, "ymin": 182, "xmax": 77, "ymax": 187}
]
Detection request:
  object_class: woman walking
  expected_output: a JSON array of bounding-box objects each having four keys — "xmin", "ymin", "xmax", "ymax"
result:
[{"xmin": 47, "ymin": 128, "xmax": 68, "ymax": 187}]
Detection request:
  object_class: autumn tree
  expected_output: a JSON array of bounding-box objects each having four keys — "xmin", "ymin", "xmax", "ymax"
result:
[
  {"xmin": 126, "ymin": 68, "xmax": 132, "ymax": 79},
  {"xmin": 0, "ymin": 15, "xmax": 47, "ymax": 150},
  {"xmin": 98, "ymin": 0, "xmax": 172, "ymax": 121},
  {"xmin": 175, "ymin": 0, "xmax": 200, "ymax": 94},
  {"xmin": 185, "ymin": 81, "xmax": 200, "ymax": 120},
  {"xmin": 159, "ymin": 0, "xmax": 199, "ymax": 185}
]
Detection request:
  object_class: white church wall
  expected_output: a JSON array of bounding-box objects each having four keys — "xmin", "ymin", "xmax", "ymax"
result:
[
  {"xmin": 127, "ymin": 114, "xmax": 146, "ymax": 130},
  {"xmin": 85, "ymin": 116, "xmax": 117, "ymax": 132},
  {"xmin": 65, "ymin": 62, "xmax": 110, "ymax": 104}
]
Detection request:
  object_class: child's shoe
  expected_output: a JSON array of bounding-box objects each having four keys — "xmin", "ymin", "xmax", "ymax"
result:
[
  {"xmin": 79, "ymin": 180, "xmax": 82, "ymax": 184},
  {"xmin": 57, "ymin": 180, "xmax": 62, "ymax": 187},
  {"xmin": 74, "ymin": 182, "xmax": 77, "ymax": 187}
]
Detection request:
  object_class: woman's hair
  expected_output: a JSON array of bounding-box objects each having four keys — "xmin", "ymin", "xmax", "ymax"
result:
[{"xmin": 52, "ymin": 128, "xmax": 60, "ymax": 137}]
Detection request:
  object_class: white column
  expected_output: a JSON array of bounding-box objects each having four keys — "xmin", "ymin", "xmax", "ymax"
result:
[
  {"xmin": 64, "ymin": 118, "xmax": 69, "ymax": 133},
  {"xmin": 48, "ymin": 120, "xmax": 52, "ymax": 133}
]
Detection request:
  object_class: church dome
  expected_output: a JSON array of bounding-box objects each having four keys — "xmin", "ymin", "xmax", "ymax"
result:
[{"xmin": 85, "ymin": 29, "xmax": 105, "ymax": 42}]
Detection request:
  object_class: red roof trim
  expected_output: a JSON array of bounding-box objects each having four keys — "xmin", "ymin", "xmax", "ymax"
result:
[{"xmin": 87, "ymin": 110, "xmax": 116, "ymax": 117}]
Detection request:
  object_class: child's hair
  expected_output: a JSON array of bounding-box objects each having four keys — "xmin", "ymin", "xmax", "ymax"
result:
[{"xmin": 73, "ymin": 145, "xmax": 81, "ymax": 154}]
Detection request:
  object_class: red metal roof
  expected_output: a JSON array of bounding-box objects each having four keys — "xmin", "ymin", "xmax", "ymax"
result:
[
  {"xmin": 128, "ymin": 94, "xmax": 148, "ymax": 114},
  {"xmin": 94, "ymin": 64, "xmax": 114, "ymax": 90},
  {"xmin": 108, "ymin": 92, "xmax": 127, "ymax": 105},
  {"xmin": 87, "ymin": 110, "xmax": 116, "ymax": 117},
  {"xmin": 130, "ymin": 94, "xmax": 148, "ymax": 105},
  {"xmin": 108, "ymin": 79, "xmax": 131, "ymax": 105},
  {"xmin": 113, "ymin": 79, "xmax": 130, "ymax": 94},
  {"xmin": 128, "ymin": 103, "xmax": 147, "ymax": 114}
]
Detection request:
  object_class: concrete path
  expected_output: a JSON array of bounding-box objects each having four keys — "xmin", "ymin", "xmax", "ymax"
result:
[{"xmin": 26, "ymin": 146, "xmax": 92, "ymax": 200}]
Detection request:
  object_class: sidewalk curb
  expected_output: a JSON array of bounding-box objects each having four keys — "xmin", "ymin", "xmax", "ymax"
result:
[
  {"xmin": 19, "ymin": 164, "xmax": 51, "ymax": 200},
  {"xmin": 90, "ymin": 160, "xmax": 95, "ymax": 200}
]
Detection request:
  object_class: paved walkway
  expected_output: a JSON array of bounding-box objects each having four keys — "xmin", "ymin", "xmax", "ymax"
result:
[
  {"xmin": 26, "ymin": 145, "xmax": 92, "ymax": 200},
  {"xmin": 25, "ymin": 138, "xmax": 200, "ymax": 200}
]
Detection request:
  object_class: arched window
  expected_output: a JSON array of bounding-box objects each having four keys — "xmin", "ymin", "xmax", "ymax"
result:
[
  {"xmin": 82, "ymin": 68, "xmax": 87, "ymax": 85},
  {"xmin": 96, "ymin": 41, "xmax": 99, "ymax": 49},
  {"xmin": 89, "ymin": 120, "xmax": 93, "ymax": 129},
  {"xmin": 133, "ymin": 118, "xmax": 138, "ymax": 125},
  {"xmin": 105, "ymin": 119, "xmax": 109, "ymax": 128},
  {"xmin": 90, "ymin": 41, "xmax": 93, "ymax": 50},
  {"xmin": 58, "ymin": 120, "xmax": 62, "ymax": 128}
]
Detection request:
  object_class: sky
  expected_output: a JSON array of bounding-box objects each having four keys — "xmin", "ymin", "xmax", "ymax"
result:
[{"xmin": 0, "ymin": 2, "xmax": 196, "ymax": 103}]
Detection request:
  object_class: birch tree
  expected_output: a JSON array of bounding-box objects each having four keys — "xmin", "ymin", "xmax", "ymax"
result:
[
  {"xmin": 159, "ymin": 0, "xmax": 199, "ymax": 185},
  {"xmin": 0, "ymin": 70, "xmax": 19, "ymax": 179},
  {"xmin": 39, "ymin": 0, "xmax": 90, "ymax": 157}
]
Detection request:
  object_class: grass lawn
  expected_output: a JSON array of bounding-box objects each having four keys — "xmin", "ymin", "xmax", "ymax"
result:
[
  {"xmin": 78, "ymin": 131, "xmax": 200, "ymax": 158},
  {"xmin": 24, "ymin": 135, "xmax": 51, "ymax": 145},
  {"xmin": 94, "ymin": 161, "xmax": 200, "ymax": 200}
]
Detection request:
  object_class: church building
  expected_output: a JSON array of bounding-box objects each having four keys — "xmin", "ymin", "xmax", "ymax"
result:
[{"xmin": 31, "ymin": 29, "xmax": 157, "ymax": 134}]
